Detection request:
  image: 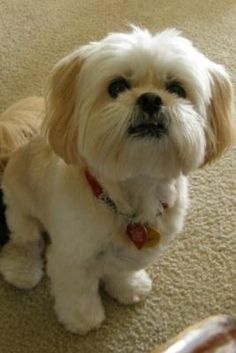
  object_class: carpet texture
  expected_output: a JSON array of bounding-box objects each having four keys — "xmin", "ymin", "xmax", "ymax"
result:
[{"xmin": 0, "ymin": 1, "xmax": 235, "ymax": 352}]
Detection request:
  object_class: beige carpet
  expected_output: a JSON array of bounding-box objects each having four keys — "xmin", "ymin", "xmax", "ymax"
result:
[{"xmin": 0, "ymin": 1, "xmax": 235, "ymax": 352}]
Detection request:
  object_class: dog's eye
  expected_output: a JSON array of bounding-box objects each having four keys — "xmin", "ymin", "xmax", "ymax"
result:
[
  {"xmin": 108, "ymin": 78, "xmax": 131, "ymax": 98},
  {"xmin": 166, "ymin": 82, "xmax": 186, "ymax": 98}
]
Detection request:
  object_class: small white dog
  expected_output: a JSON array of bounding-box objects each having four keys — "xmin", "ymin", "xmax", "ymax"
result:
[{"xmin": 0, "ymin": 27, "xmax": 234, "ymax": 334}]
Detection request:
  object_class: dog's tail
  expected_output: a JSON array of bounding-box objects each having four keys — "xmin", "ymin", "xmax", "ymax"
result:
[{"xmin": 0, "ymin": 97, "xmax": 44, "ymax": 245}]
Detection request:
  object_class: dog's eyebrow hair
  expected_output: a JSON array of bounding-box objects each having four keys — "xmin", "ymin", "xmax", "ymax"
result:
[{"xmin": 165, "ymin": 76, "xmax": 181, "ymax": 83}]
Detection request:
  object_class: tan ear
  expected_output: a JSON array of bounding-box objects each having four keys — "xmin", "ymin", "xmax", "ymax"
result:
[
  {"xmin": 43, "ymin": 51, "xmax": 83, "ymax": 164},
  {"xmin": 204, "ymin": 65, "xmax": 235, "ymax": 165}
]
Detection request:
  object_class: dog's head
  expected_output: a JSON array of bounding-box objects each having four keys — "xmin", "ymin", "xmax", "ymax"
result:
[{"xmin": 43, "ymin": 27, "xmax": 235, "ymax": 181}]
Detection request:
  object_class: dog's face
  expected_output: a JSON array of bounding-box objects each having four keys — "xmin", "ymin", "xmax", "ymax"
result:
[{"xmin": 44, "ymin": 27, "xmax": 234, "ymax": 181}]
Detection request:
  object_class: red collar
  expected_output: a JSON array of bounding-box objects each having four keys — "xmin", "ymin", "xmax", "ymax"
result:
[
  {"xmin": 85, "ymin": 169, "xmax": 165, "ymax": 249},
  {"xmin": 84, "ymin": 170, "xmax": 103, "ymax": 198}
]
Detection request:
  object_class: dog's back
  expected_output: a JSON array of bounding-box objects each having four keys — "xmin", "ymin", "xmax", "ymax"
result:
[
  {"xmin": 0, "ymin": 97, "xmax": 44, "ymax": 179},
  {"xmin": 0, "ymin": 97, "xmax": 44, "ymax": 245}
]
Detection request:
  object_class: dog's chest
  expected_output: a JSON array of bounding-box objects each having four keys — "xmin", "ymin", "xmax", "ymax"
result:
[
  {"xmin": 97, "ymin": 235, "xmax": 160, "ymax": 272},
  {"xmin": 93, "ymin": 186, "xmax": 176, "ymax": 272}
]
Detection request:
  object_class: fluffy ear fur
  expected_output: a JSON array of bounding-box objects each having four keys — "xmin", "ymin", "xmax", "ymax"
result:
[
  {"xmin": 204, "ymin": 64, "xmax": 235, "ymax": 165},
  {"xmin": 43, "ymin": 51, "xmax": 83, "ymax": 164}
]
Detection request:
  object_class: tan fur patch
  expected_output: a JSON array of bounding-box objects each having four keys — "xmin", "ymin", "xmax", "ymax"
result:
[{"xmin": 0, "ymin": 97, "xmax": 44, "ymax": 181}]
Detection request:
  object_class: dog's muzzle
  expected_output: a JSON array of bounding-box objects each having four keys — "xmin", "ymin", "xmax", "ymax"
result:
[{"xmin": 128, "ymin": 92, "xmax": 169, "ymax": 138}]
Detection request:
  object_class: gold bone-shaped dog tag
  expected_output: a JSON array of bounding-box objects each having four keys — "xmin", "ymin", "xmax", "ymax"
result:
[{"xmin": 144, "ymin": 226, "xmax": 161, "ymax": 248}]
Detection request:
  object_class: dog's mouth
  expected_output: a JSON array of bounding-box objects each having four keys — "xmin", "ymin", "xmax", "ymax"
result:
[
  {"xmin": 128, "ymin": 112, "xmax": 169, "ymax": 138},
  {"xmin": 128, "ymin": 122, "xmax": 167, "ymax": 138}
]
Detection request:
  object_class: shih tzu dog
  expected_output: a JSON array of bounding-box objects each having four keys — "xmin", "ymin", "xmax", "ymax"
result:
[{"xmin": 0, "ymin": 27, "xmax": 234, "ymax": 334}]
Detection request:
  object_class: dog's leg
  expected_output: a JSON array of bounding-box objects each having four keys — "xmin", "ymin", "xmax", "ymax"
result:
[
  {"xmin": 47, "ymin": 245, "xmax": 105, "ymax": 334},
  {"xmin": 103, "ymin": 269, "xmax": 152, "ymax": 304},
  {"xmin": 0, "ymin": 207, "xmax": 44, "ymax": 289}
]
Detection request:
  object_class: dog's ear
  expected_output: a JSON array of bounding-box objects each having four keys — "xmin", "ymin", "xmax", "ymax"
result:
[
  {"xmin": 43, "ymin": 51, "xmax": 83, "ymax": 164},
  {"xmin": 204, "ymin": 64, "xmax": 235, "ymax": 165}
]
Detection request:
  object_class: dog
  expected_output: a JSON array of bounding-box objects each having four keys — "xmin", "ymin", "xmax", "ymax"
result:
[{"xmin": 0, "ymin": 27, "xmax": 234, "ymax": 334}]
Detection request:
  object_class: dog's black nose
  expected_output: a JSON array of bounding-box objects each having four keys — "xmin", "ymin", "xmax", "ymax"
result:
[{"xmin": 137, "ymin": 93, "xmax": 163, "ymax": 115}]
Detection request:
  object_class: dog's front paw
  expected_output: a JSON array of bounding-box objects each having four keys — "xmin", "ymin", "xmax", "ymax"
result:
[
  {"xmin": 0, "ymin": 242, "xmax": 43, "ymax": 289},
  {"xmin": 104, "ymin": 270, "xmax": 152, "ymax": 305},
  {"xmin": 55, "ymin": 297, "xmax": 105, "ymax": 335}
]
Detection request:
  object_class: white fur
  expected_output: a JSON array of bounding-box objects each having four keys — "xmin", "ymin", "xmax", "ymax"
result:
[{"xmin": 0, "ymin": 27, "xmax": 234, "ymax": 334}]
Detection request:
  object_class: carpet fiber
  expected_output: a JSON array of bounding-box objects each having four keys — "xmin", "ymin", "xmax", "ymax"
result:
[{"xmin": 0, "ymin": 1, "xmax": 235, "ymax": 352}]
